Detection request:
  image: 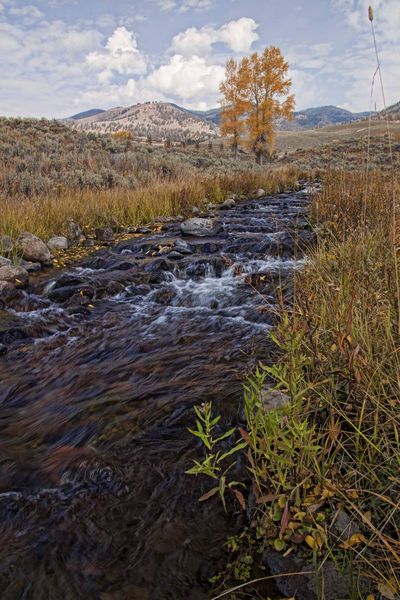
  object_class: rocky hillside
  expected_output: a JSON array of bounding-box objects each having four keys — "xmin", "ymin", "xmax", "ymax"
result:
[
  {"xmin": 276, "ymin": 105, "xmax": 371, "ymax": 131},
  {"xmin": 68, "ymin": 102, "xmax": 218, "ymax": 142}
]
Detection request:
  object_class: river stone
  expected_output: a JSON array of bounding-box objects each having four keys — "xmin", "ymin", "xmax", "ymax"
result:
[
  {"xmin": 174, "ymin": 239, "xmax": 193, "ymax": 254},
  {"xmin": 20, "ymin": 260, "xmax": 42, "ymax": 273},
  {"xmin": 180, "ymin": 218, "xmax": 221, "ymax": 237},
  {"xmin": 191, "ymin": 206, "xmax": 200, "ymax": 215},
  {"xmin": 0, "ymin": 281, "xmax": 13, "ymax": 295},
  {"xmin": 221, "ymin": 198, "xmax": 236, "ymax": 209},
  {"xmin": 0, "ymin": 265, "xmax": 29, "ymax": 287},
  {"xmin": 47, "ymin": 236, "xmax": 69, "ymax": 251},
  {"xmin": 0, "ymin": 235, "xmax": 13, "ymax": 253},
  {"xmin": 95, "ymin": 227, "xmax": 114, "ymax": 242},
  {"xmin": 17, "ymin": 232, "xmax": 52, "ymax": 263},
  {"xmin": 0, "ymin": 257, "xmax": 12, "ymax": 267},
  {"xmin": 256, "ymin": 188, "xmax": 266, "ymax": 197}
]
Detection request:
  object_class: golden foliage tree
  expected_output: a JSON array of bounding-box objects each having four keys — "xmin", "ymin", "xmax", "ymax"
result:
[
  {"xmin": 220, "ymin": 47, "xmax": 295, "ymax": 164},
  {"xmin": 219, "ymin": 58, "xmax": 247, "ymax": 159}
]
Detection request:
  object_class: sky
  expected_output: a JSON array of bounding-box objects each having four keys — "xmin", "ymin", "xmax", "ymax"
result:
[{"xmin": 0, "ymin": 0, "xmax": 399, "ymax": 118}]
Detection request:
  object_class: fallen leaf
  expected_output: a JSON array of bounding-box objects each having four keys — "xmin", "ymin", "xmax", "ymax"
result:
[
  {"xmin": 280, "ymin": 502, "xmax": 291, "ymax": 536},
  {"xmin": 377, "ymin": 582, "xmax": 396, "ymax": 600}
]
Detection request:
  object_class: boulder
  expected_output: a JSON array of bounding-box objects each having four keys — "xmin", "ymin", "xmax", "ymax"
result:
[
  {"xmin": 0, "ymin": 235, "xmax": 13, "ymax": 253},
  {"xmin": 180, "ymin": 218, "xmax": 222, "ymax": 237},
  {"xmin": 256, "ymin": 188, "xmax": 266, "ymax": 198},
  {"xmin": 47, "ymin": 236, "xmax": 69, "ymax": 252},
  {"xmin": 17, "ymin": 232, "xmax": 51, "ymax": 263},
  {"xmin": 191, "ymin": 206, "xmax": 200, "ymax": 215},
  {"xmin": 0, "ymin": 265, "xmax": 29, "ymax": 287},
  {"xmin": 221, "ymin": 198, "xmax": 236, "ymax": 209},
  {"xmin": 95, "ymin": 227, "xmax": 114, "ymax": 242},
  {"xmin": 0, "ymin": 257, "xmax": 12, "ymax": 268}
]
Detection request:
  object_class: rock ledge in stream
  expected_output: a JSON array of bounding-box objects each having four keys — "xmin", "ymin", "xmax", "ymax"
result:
[{"xmin": 180, "ymin": 218, "xmax": 221, "ymax": 237}]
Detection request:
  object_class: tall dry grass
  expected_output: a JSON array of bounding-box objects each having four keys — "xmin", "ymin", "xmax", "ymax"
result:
[
  {"xmin": 0, "ymin": 167, "xmax": 300, "ymax": 242},
  {"xmin": 241, "ymin": 169, "xmax": 400, "ymax": 597}
]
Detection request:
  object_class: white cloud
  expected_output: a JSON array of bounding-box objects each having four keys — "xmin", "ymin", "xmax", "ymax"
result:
[
  {"xmin": 146, "ymin": 54, "xmax": 224, "ymax": 101},
  {"xmin": 171, "ymin": 17, "xmax": 259, "ymax": 56},
  {"xmin": 86, "ymin": 27, "xmax": 147, "ymax": 83}
]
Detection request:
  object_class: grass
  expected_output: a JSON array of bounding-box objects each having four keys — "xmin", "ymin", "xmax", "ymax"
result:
[
  {"xmin": 0, "ymin": 117, "xmax": 301, "ymax": 244},
  {"xmin": 0, "ymin": 168, "xmax": 300, "ymax": 243},
  {"xmin": 223, "ymin": 169, "xmax": 400, "ymax": 598}
]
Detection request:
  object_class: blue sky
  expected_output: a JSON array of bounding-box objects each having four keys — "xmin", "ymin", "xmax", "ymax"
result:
[{"xmin": 0, "ymin": 0, "xmax": 398, "ymax": 117}]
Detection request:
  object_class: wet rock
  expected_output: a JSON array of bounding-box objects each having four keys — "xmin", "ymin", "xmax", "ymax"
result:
[
  {"xmin": 191, "ymin": 206, "xmax": 200, "ymax": 215},
  {"xmin": 69, "ymin": 220, "xmax": 83, "ymax": 243},
  {"xmin": 0, "ymin": 281, "xmax": 14, "ymax": 296},
  {"xmin": 0, "ymin": 235, "xmax": 13, "ymax": 253},
  {"xmin": 48, "ymin": 284, "xmax": 94, "ymax": 303},
  {"xmin": 221, "ymin": 198, "xmax": 236, "ymax": 209},
  {"xmin": 83, "ymin": 239, "xmax": 95, "ymax": 247},
  {"xmin": 256, "ymin": 188, "xmax": 266, "ymax": 197},
  {"xmin": 0, "ymin": 257, "xmax": 12, "ymax": 267},
  {"xmin": 174, "ymin": 239, "xmax": 193, "ymax": 255},
  {"xmin": 207, "ymin": 202, "xmax": 217, "ymax": 210},
  {"xmin": 150, "ymin": 287, "xmax": 177, "ymax": 305},
  {"xmin": 167, "ymin": 251, "xmax": 185, "ymax": 260},
  {"xmin": 17, "ymin": 232, "xmax": 52, "ymax": 263},
  {"xmin": 137, "ymin": 227, "xmax": 151, "ymax": 234},
  {"xmin": 0, "ymin": 265, "xmax": 29, "ymax": 287},
  {"xmin": 200, "ymin": 242, "xmax": 219, "ymax": 254},
  {"xmin": 47, "ymin": 236, "xmax": 69, "ymax": 252},
  {"xmin": 95, "ymin": 227, "xmax": 114, "ymax": 243},
  {"xmin": 0, "ymin": 343, "xmax": 7, "ymax": 355},
  {"xmin": 21, "ymin": 260, "xmax": 42, "ymax": 273},
  {"xmin": 181, "ymin": 218, "xmax": 221, "ymax": 237}
]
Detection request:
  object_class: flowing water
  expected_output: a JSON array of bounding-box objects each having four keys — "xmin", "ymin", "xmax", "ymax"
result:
[{"xmin": 0, "ymin": 190, "xmax": 312, "ymax": 599}]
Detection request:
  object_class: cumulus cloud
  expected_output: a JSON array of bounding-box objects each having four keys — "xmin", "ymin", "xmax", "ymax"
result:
[
  {"xmin": 146, "ymin": 54, "xmax": 224, "ymax": 101},
  {"xmin": 171, "ymin": 17, "xmax": 259, "ymax": 56},
  {"xmin": 86, "ymin": 27, "xmax": 147, "ymax": 83}
]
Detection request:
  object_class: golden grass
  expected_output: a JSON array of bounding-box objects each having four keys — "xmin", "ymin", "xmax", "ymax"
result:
[
  {"xmin": 241, "ymin": 169, "xmax": 400, "ymax": 596},
  {"xmin": 0, "ymin": 167, "xmax": 300, "ymax": 242}
]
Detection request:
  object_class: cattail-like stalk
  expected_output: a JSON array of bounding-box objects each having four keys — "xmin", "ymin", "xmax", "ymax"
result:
[{"xmin": 368, "ymin": 5, "xmax": 374, "ymax": 22}]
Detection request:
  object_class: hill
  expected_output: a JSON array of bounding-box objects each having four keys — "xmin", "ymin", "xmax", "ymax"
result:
[
  {"xmin": 68, "ymin": 102, "xmax": 218, "ymax": 142},
  {"xmin": 69, "ymin": 109, "xmax": 105, "ymax": 120}
]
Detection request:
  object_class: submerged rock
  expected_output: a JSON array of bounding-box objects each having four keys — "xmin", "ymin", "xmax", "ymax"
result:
[
  {"xmin": 17, "ymin": 232, "xmax": 52, "ymax": 263},
  {"xmin": 47, "ymin": 236, "xmax": 69, "ymax": 251},
  {"xmin": 180, "ymin": 218, "xmax": 221, "ymax": 237}
]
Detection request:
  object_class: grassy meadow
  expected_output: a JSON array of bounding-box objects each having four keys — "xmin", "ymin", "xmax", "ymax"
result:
[{"xmin": 0, "ymin": 117, "xmax": 300, "ymax": 242}]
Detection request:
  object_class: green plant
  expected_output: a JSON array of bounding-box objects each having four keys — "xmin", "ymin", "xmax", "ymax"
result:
[{"xmin": 186, "ymin": 402, "xmax": 247, "ymax": 510}]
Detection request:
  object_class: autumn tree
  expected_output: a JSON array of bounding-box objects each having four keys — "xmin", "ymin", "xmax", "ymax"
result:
[
  {"xmin": 219, "ymin": 47, "xmax": 295, "ymax": 164},
  {"xmin": 219, "ymin": 58, "xmax": 247, "ymax": 159}
]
